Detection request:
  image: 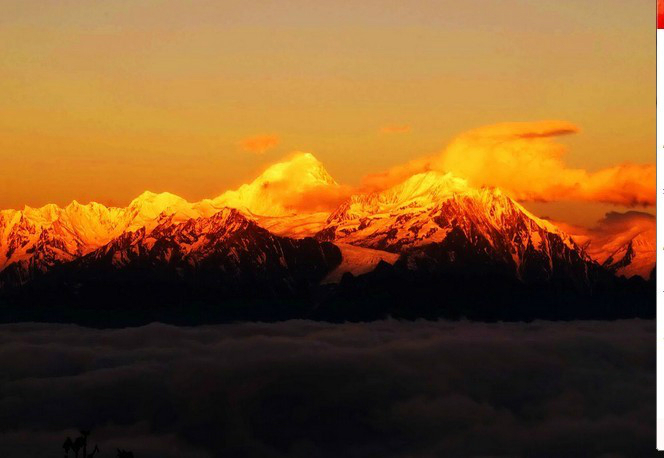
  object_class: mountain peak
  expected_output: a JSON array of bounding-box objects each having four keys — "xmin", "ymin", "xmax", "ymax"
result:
[
  {"xmin": 320, "ymin": 168, "xmax": 582, "ymax": 264},
  {"xmin": 251, "ymin": 152, "xmax": 337, "ymax": 189},
  {"xmin": 602, "ymin": 233, "xmax": 655, "ymax": 279},
  {"xmin": 128, "ymin": 191, "xmax": 190, "ymax": 216},
  {"xmin": 213, "ymin": 152, "xmax": 339, "ymax": 217},
  {"xmin": 21, "ymin": 203, "xmax": 61, "ymax": 223},
  {"xmin": 385, "ymin": 171, "xmax": 470, "ymax": 204},
  {"xmin": 130, "ymin": 191, "xmax": 186, "ymax": 207},
  {"xmin": 328, "ymin": 170, "xmax": 472, "ymax": 222}
]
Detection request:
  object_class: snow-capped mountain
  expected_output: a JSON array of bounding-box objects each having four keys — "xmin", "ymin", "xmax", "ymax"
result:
[
  {"xmin": 0, "ymin": 191, "xmax": 204, "ymax": 286},
  {"xmin": 316, "ymin": 171, "xmax": 590, "ymax": 282},
  {"xmin": 0, "ymin": 152, "xmax": 649, "ymax": 297},
  {"xmin": 602, "ymin": 233, "xmax": 655, "ymax": 279},
  {"xmin": 564, "ymin": 213, "xmax": 656, "ymax": 281},
  {"xmin": 0, "ymin": 153, "xmax": 336, "ymax": 285},
  {"xmin": 42, "ymin": 208, "xmax": 342, "ymax": 299},
  {"xmin": 0, "ymin": 153, "xmax": 654, "ymax": 322},
  {"xmin": 212, "ymin": 152, "xmax": 340, "ymax": 217}
]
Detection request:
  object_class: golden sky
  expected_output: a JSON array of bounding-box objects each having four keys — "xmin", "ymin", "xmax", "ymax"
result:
[{"xmin": 0, "ymin": 0, "xmax": 654, "ymax": 226}]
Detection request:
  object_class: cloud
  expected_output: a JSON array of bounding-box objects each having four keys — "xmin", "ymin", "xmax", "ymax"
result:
[
  {"xmin": 288, "ymin": 183, "xmax": 355, "ymax": 213},
  {"xmin": 380, "ymin": 125, "xmax": 411, "ymax": 134},
  {"xmin": 239, "ymin": 134, "xmax": 280, "ymax": 154},
  {"xmin": 0, "ymin": 320, "xmax": 655, "ymax": 458},
  {"xmin": 362, "ymin": 121, "xmax": 655, "ymax": 206}
]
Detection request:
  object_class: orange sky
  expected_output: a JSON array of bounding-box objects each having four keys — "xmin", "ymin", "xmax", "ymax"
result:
[{"xmin": 0, "ymin": 0, "xmax": 654, "ymax": 226}]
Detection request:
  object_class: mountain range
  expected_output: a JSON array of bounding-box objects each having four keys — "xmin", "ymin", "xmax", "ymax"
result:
[{"xmin": 0, "ymin": 153, "xmax": 654, "ymax": 323}]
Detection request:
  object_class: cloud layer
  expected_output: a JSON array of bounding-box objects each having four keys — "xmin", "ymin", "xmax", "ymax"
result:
[
  {"xmin": 0, "ymin": 320, "xmax": 655, "ymax": 457},
  {"xmin": 362, "ymin": 121, "xmax": 655, "ymax": 206}
]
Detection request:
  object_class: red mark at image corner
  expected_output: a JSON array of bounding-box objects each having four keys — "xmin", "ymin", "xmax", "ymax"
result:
[{"xmin": 659, "ymin": 0, "xmax": 664, "ymax": 29}]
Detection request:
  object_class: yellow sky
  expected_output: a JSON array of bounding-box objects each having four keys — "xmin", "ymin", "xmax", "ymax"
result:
[{"xmin": 0, "ymin": 0, "xmax": 654, "ymax": 226}]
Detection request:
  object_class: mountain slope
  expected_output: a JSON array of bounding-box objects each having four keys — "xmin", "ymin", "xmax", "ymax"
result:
[
  {"xmin": 602, "ymin": 233, "xmax": 655, "ymax": 279},
  {"xmin": 317, "ymin": 171, "xmax": 591, "ymax": 283},
  {"xmin": 0, "ymin": 157, "xmax": 653, "ymax": 323},
  {"xmin": 7, "ymin": 208, "xmax": 342, "ymax": 306},
  {"xmin": 0, "ymin": 192, "xmax": 204, "ymax": 286},
  {"xmin": 0, "ymin": 153, "xmax": 344, "ymax": 285}
]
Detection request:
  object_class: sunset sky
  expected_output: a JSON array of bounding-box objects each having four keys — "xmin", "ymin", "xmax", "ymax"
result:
[{"xmin": 0, "ymin": 0, "xmax": 654, "ymax": 226}]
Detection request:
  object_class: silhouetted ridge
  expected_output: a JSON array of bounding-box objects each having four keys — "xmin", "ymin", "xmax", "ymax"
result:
[{"xmin": 0, "ymin": 168, "xmax": 653, "ymax": 325}]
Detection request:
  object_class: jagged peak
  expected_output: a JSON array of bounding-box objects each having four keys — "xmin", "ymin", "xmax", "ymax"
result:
[
  {"xmin": 22, "ymin": 202, "xmax": 60, "ymax": 213},
  {"xmin": 385, "ymin": 171, "xmax": 470, "ymax": 201},
  {"xmin": 209, "ymin": 206, "xmax": 248, "ymax": 223},
  {"xmin": 148, "ymin": 207, "xmax": 253, "ymax": 241},
  {"xmin": 20, "ymin": 203, "xmax": 61, "ymax": 224},
  {"xmin": 324, "ymin": 168, "xmax": 582, "ymax": 254},
  {"xmin": 64, "ymin": 200, "xmax": 112, "ymax": 214},
  {"xmin": 335, "ymin": 171, "xmax": 474, "ymax": 218}
]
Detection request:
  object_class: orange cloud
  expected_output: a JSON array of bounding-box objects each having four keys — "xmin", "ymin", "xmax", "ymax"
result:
[
  {"xmin": 363, "ymin": 121, "xmax": 655, "ymax": 206},
  {"xmin": 380, "ymin": 125, "xmax": 411, "ymax": 134},
  {"xmin": 239, "ymin": 134, "xmax": 280, "ymax": 154},
  {"xmin": 289, "ymin": 184, "xmax": 355, "ymax": 213}
]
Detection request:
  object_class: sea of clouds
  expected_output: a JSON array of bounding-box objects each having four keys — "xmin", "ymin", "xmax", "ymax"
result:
[{"xmin": 0, "ymin": 319, "xmax": 655, "ymax": 457}]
